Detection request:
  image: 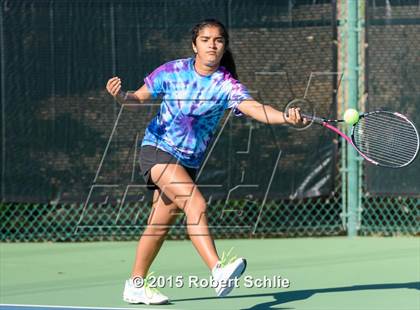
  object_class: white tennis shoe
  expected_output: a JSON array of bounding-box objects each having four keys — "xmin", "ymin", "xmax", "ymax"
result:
[
  {"xmin": 212, "ymin": 248, "xmax": 247, "ymax": 297},
  {"xmin": 123, "ymin": 276, "xmax": 169, "ymax": 305}
]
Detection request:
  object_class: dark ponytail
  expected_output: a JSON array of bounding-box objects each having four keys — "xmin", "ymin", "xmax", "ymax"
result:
[
  {"xmin": 220, "ymin": 48, "xmax": 237, "ymax": 80},
  {"xmin": 191, "ymin": 18, "xmax": 238, "ymax": 80}
]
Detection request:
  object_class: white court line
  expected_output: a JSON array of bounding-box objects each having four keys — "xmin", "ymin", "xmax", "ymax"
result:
[{"xmin": 0, "ymin": 304, "xmax": 176, "ymax": 310}]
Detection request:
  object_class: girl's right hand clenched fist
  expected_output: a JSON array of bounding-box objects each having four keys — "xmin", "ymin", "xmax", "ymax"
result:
[{"xmin": 106, "ymin": 77, "xmax": 122, "ymax": 97}]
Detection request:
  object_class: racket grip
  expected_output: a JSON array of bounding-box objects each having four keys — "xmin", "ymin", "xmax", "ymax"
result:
[{"xmin": 300, "ymin": 113, "xmax": 325, "ymax": 124}]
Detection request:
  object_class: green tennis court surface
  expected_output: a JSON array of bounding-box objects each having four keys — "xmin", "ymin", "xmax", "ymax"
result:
[{"xmin": 1, "ymin": 238, "xmax": 419, "ymax": 310}]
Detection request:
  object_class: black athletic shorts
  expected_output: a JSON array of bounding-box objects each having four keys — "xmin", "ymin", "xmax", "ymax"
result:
[{"xmin": 139, "ymin": 145, "xmax": 198, "ymax": 191}]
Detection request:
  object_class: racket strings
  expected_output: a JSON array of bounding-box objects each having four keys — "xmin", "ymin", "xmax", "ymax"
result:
[
  {"xmin": 361, "ymin": 115, "xmax": 418, "ymax": 147},
  {"xmin": 355, "ymin": 127, "xmax": 416, "ymax": 152},
  {"xmin": 354, "ymin": 139, "xmax": 415, "ymax": 166},
  {"xmin": 354, "ymin": 125, "xmax": 417, "ymax": 160},
  {"xmin": 355, "ymin": 139, "xmax": 414, "ymax": 162},
  {"xmin": 354, "ymin": 119, "xmax": 418, "ymax": 164},
  {"xmin": 353, "ymin": 146, "xmax": 411, "ymax": 166},
  {"xmin": 352, "ymin": 112, "xmax": 419, "ymax": 167}
]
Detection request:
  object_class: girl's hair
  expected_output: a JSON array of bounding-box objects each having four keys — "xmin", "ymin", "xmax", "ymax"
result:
[{"xmin": 191, "ymin": 19, "xmax": 238, "ymax": 79}]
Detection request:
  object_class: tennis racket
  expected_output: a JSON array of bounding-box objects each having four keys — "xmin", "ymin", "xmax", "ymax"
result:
[{"xmin": 288, "ymin": 98, "xmax": 420, "ymax": 168}]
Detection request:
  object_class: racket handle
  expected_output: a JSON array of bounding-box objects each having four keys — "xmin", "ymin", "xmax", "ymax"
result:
[{"xmin": 300, "ymin": 113, "xmax": 326, "ymax": 124}]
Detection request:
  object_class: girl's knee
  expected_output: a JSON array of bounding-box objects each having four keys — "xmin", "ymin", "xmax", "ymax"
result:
[
  {"xmin": 183, "ymin": 198, "xmax": 207, "ymax": 224},
  {"xmin": 144, "ymin": 225, "xmax": 170, "ymax": 239}
]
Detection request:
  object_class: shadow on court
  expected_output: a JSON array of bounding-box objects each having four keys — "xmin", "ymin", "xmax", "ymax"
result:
[{"xmin": 173, "ymin": 282, "xmax": 420, "ymax": 310}]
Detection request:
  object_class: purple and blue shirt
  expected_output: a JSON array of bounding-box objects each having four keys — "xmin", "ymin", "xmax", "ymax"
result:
[{"xmin": 142, "ymin": 57, "xmax": 252, "ymax": 168}]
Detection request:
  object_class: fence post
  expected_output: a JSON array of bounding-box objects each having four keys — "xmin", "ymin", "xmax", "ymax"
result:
[{"xmin": 346, "ymin": 0, "xmax": 359, "ymax": 237}]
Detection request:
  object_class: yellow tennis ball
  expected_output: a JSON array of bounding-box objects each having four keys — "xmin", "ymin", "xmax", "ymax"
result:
[{"xmin": 343, "ymin": 109, "xmax": 359, "ymax": 124}]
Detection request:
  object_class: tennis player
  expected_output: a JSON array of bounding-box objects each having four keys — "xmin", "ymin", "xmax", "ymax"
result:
[{"xmin": 106, "ymin": 19, "xmax": 305, "ymax": 305}]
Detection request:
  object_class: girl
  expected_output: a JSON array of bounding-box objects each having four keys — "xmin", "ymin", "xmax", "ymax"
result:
[{"xmin": 106, "ymin": 19, "xmax": 305, "ymax": 305}]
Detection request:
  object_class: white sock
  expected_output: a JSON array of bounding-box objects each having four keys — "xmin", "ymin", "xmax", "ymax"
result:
[{"xmin": 211, "ymin": 261, "xmax": 221, "ymax": 274}]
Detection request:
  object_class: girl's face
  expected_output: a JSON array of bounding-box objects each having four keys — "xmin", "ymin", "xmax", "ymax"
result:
[{"xmin": 192, "ymin": 26, "xmax": 226, "ymax": 68}]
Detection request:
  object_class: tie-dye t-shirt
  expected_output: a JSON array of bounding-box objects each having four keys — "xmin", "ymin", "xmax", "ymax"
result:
[{"xmin": 141, "ymin": 57, "xmax": 252, "ymax": 168}]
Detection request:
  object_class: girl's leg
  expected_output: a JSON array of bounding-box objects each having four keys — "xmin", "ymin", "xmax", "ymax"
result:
[
  {"xmin": 131, "ymin": 189, "xmax": 179, "ymax": 278},
  {"xmin": 150, "ymin": 163, "xmax": 219, "ymax": 270}
]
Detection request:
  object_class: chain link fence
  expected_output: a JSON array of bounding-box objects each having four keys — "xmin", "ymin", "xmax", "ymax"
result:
[
  {"xmin": 359, "ymin": 0, "xmax": 420, "ymax": 236},
  {"xmin": 0, "ymin": 0, "xmax": 418, "ymax": 241}
]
